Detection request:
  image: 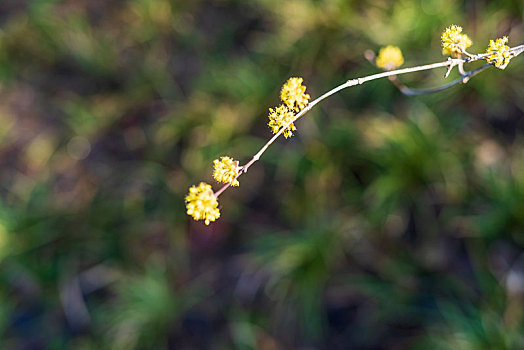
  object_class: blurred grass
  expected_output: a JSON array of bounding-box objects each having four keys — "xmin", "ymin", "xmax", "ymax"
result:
[{"xmin": 0, "ymin": 0, "xmax": 523, "ymax": 348}]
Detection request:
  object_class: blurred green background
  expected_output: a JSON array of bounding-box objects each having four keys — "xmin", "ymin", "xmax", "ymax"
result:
[{"xmin": 0, "ymin": 0, "xmax": 524, "ymax": 349}]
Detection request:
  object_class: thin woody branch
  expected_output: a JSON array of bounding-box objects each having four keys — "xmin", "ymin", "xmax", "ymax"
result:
[
  {"xmin": 389, "ymin": 63, "xmax": 491, "ymax": 96},
  {"xmin": 186, "ymin": 24, "xmax": 522, "ymax": 225},
  {"xmin": 216, "ymin": 45, "xmax": 521, "ymax": 198}
]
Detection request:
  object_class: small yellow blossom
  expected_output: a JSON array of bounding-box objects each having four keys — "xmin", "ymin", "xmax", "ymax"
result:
[
  {"xmin": 213, "ymin": 156, "xmax": 240, "ymax": 186},
  {"xmin": 280, "ymin": 77, "xmax": 310, "ymax": 112},
  {"xmin": 485, "ymin": 36, "xmax": 511, "ymax": 69},
  {"xmin": 441, "ymin": 25, "xmax": 472, "ymax": 57},
  {"xmin": 268, "ymin": 104, "xmax": 296, "ymax": 138},
  {"xmin": 376, "ymin": 45, "xmax": 404, "ymax": 70},
  {"xmin": 185, "ymin": 182, "xmax": 220, "ymax": 225}
]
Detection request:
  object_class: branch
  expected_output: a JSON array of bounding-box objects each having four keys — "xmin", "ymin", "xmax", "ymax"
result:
[
  {"xmin": 389, "ymin": 63, "xmax": 491, "ymax": 96},
  {"xmin": 214, "ymin": 44, "xmax": 523, "ymax": 198}
]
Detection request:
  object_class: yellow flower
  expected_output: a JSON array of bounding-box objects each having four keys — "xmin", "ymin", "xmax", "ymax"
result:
[
  {"xmin": 268, "ymin": 104, "xmax": 296, "ymax": 138},
  {"xmin": 185, "ymin": 182, "xmax": 220, "ymax": 225},
  {"xmin": 441, "ymin": 25, "xmax": 472, "ymax": 57},
  {"xmin": 485, "ymin": 36, "xmax": 511, "ymax": 69},
  {"xmin": 376, "ymin": 45, "xmax": 404, "ymax": 70},
  {"xmin": 213, "ymin": 156, "xmax": 240, "ymax": 186},
  {"xmin": 280, "ymin": 77, "xmax": 310, "ymax": 112}
]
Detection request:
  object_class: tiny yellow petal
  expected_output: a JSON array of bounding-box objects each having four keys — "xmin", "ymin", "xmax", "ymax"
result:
[
  {"xmin": 185, "ymin": 182, "xmax": 220, "ymax": 224},
  {"xmin": 441, "ymin": 25, "xmax": 472, "ymax": 57},
  {"xmin": 485, "ymin": 36, "xmax": 511, "ymax": 70},
  {"xmin": 280, "ymin": 77, "xmax": 310, "ymax": 112},
  {"xmin": 213, "ymin": 156, "xmax": 240, "ymax": 186},
  {"xmin": 268, "ymin": 104, "xmax": 297, "ymax": 138},
  {"xmin": 376, "ymin": 45, "xmax": 404, "ymax": 70}
]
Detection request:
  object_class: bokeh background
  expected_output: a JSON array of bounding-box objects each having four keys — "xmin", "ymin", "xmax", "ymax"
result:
[{"xmin": 0, "ymin": 0, "xmax": 524, "ymax": 349}]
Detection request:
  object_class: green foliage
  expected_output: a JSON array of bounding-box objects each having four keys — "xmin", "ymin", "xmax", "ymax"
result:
[
  {"xmin": 0, "ymin": 0, "xmax": 523, "ymax": 348},
  {"xmin": 253, "ymin": 220, "xmax": 342, "ymax": 336},
  {"xmin": 102, "ymin": 264, "xmax": 182, "ymax": 350}
]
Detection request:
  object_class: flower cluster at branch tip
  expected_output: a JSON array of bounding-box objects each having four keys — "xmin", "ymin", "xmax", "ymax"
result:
[
  {"xmin": 280, "ymin": 77, "xmax": 310, "ymax": 112},
  {"xmin": 185, "ymin": 182, "xmax": 220, "ymax": 225},
  {"xmin": 268, "ymin": 104, "xmax": 297, "ymax": 138},
  {"xmin": 441, "ymin": 25, "xmax": 472, "ymax": 57},
  {"xmin": 213, "ymin": 156, "xmax": 240, "ymax": 186},
  {"xmin": 376, "ymin": 45, "xmax": 404, "ymax": 70},
  {"xmin": 485, "ymin": 36, "xmax": 511, "ymax": 69}
]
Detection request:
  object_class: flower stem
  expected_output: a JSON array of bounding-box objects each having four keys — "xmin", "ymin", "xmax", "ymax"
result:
[{"xmin": 214, "ymin": 44, "xmax": 524, "ymax": 198}]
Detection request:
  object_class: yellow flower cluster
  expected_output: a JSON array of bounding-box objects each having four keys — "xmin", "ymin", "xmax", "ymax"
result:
[
  {"xmin": 485, "ymin": 36, "xmax": 511, "ymax": 69},
  {"xmin": 185, "ymin": 77, "xmax": 311, "ymax": 224},
  {"xmin": 185, "ymin": 182, "xmax": 220, "ymax": 225},
  {"xmin": 376, "ymin": 45, "xmax": 404, "ymax": 70},
  {"xmin": 268, "ymin": 104, "xmax": 296, "ymax": 138},
  {"xmin": 213, "ymin": 156, "xmax": 240, "ymax": 186},
  {"xmin": 441, "ymin": 25, "xmax": 472, "ymax": 57},
  {"xmin": 267, "ymin": 77, "xmax": 310, "ymax": 138},
  {"xmin": 280, "ymin": 77, "xmax": 310, "ymax": 112}
]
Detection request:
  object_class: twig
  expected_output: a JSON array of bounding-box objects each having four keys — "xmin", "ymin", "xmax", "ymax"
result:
[
  {"xmin": 214, "ymin": 44, "xmax": 523, "ymax": 198},
  {"xmin": 389, "ymin": 63, "xmax": 491, "ymax": 96}
]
